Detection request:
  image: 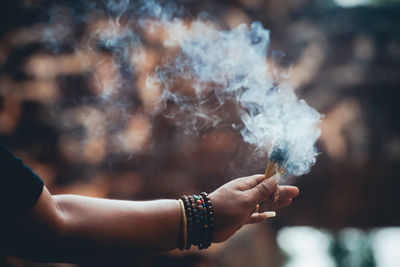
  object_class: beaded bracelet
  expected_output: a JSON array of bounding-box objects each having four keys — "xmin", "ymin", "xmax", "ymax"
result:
[
  {"xmin": 177, "ymin": 199, "xmax": 187, "ymax": 250},
  {"xmin": 201, "ymin": 192, "xmax": 214, "ymax": 249},
  {"xmin": 182, "ymin": 195, "xmax": 193, "ymax": 250},
  {"xmin": 179, "ymin": 193, "xmax": 215, "ymax": 250}
]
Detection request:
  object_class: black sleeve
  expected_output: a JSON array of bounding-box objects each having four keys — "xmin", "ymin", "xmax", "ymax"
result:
[{"xmin": 0, "ymin": 145, "xmax": 44, "ymax": 222}]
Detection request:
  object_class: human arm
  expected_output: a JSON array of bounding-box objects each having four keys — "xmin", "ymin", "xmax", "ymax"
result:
[
  {"xmin": 6, "ymin": 174, "xmax": 298, "ymax": 263},
  {"xmin": 7, "ymin": 187, "xmax": 181, "ymax": 262}
]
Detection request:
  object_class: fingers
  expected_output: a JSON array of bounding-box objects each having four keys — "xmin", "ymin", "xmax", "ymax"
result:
[
  {"xmin": 258, "ymin": 186, "xmax": 299, "ymax": 211},
  {"xmin": 236, "ymin": 174, "xmax": 267, "ymax": 191},
  {"xmin": 257, "ymin": 198, "xmax": 291, "ymax": 213},
  {"xmin": 259, "ymin": 198, "xmax": 293, "ymax": 212},
  {"xmin": 246, "ymin": 173, "xmax": 280, "ymax": 203},
  {"xmin": 278, "ymin": 186, "xmax": 299, "ymax": 199},
  {"xmin": 277, "ymin": 198, "xmax": 293, "ymax": 208},
  {"xmin": 247, "ymin": 211, "xmax": 276, "ymax": 224}
]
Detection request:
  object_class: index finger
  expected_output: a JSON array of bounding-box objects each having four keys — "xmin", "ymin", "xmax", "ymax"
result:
[
  {"xmin": 278, "ymin": 185, "xmax": 299, "ymax": 199},
  {"xmin": 258, "ymin": 186, "xmax": 299, "ymax": 212},
  {"xmin": 246, "ymin": 173, "xmax": 280, "ymax": 203}
]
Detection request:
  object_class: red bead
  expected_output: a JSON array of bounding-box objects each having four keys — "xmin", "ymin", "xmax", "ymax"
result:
[{"xmin": 197, "ymin": 200, "xmax": 202, "ymax": 205}]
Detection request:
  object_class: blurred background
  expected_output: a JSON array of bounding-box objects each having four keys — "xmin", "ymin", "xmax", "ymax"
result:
[{"xmin": 1, "ymin": 0, "xmax": 400, "ymax": 266}]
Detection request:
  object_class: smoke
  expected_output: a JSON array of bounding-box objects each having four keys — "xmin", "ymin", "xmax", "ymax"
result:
[
  {"xmin": 142, "ymin": 2, "xmax": 322, "ymax": 176},
  {"xmin": 30, "ymin": 0, "xmax": 321, "ymax": 175}
]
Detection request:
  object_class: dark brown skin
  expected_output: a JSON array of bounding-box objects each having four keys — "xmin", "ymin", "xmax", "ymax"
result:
[{"xmin": 6, "ymin": 173, "xmax": 298, "ymax": 263}]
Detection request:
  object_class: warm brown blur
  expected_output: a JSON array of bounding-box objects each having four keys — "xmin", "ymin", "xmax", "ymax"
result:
[{"xmin": 1, "ymin": 0, "xmax": 399, "ymax": 266}]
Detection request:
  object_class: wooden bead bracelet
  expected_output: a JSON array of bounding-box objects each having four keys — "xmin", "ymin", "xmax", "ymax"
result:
[{"xmin": 179, "ymin": 193, "xmax": 214, "ymax": 250}]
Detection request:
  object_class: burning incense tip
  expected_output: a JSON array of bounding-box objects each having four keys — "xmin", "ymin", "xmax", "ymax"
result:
[
  {"xmin": 265, "ymin": 146, "xmax": 287, "ymax": 179},
  {"xmin": 264, "ymin": 160, "xmax": 285, "ymax": 180}
]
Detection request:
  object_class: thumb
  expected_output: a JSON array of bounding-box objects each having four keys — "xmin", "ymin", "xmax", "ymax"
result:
[{"xmin": 247, "ymin": 173, "xmax": 280, "ymax": 203}]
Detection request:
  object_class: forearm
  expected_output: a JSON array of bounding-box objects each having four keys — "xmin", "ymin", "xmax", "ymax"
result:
[
  {"xmin": 8, "ymin": 188, "xmax": 181, "ymax": 263},
  {"xmin": 6, "ymin": 174, "xmax": 298, "ymax": 263},
  {"xmin": 54, "ymin": 195, "xmax": 181, "ymax": 261}
]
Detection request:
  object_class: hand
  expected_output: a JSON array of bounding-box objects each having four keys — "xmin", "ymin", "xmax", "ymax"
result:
[{"xmin": 209, "ymin": 174, "xmax": 299, "ymax": 243}]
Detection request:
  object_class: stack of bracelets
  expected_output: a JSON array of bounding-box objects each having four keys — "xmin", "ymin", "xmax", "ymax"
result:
[{"xmin": 178, "ymin": 192, "xmax": 215, "ymax": 250}]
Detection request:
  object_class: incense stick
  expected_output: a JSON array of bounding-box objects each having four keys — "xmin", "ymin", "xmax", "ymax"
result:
[
  {"xmin": 264, "ymin": 160, "xmax": 277, "ymax": 179},
  {"xmin": 264, "ymin": 160, "xmax": 285, "ymax": 179}
]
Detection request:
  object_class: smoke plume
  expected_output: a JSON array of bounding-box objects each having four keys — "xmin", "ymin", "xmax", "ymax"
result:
[
  {"xmin": 142, "ymin": 1, "xmax": 322, "ymax": 176},
  {"xmin": 33, "ymin": 0, "xmax": 321, "ymax": 175}
]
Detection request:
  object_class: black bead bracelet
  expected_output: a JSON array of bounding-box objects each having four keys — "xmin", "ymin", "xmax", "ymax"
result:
[{"xmin": 179, "ymin": 193, "xmax": 214, "ymax": 250}]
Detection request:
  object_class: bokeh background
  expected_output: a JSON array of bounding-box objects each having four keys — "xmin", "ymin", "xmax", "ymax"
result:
[{"xmin": 1, "ymin": 0, "xmax": 400, "ymax": 266}]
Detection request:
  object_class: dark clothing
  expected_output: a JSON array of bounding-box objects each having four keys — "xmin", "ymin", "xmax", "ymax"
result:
[
  {"xmin": 0, "ymin": 145, "xmax": 44, "ymax": 262},
  {"xmin": 0, "ymin": 144, "xmax": 44, "ymax": 223}
]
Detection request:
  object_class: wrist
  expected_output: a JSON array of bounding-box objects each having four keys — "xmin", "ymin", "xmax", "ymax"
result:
[{"xmin": 178, "ymin": 193, "xmax": 215, "ymax": 250}]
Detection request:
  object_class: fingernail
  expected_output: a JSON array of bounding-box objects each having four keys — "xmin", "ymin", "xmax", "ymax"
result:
[{"xmin": 265, "ymin": 211, "xmax": 276, "ymax": 218}]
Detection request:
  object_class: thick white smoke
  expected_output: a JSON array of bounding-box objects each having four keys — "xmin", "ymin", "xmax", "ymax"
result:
[
  {"xmin": 142, "ymin": 3, "xmax": 322, "ymax": 176},
  {"xmin": 46, "ymin": 0, "xmax": 321, "ymax": 175}
]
